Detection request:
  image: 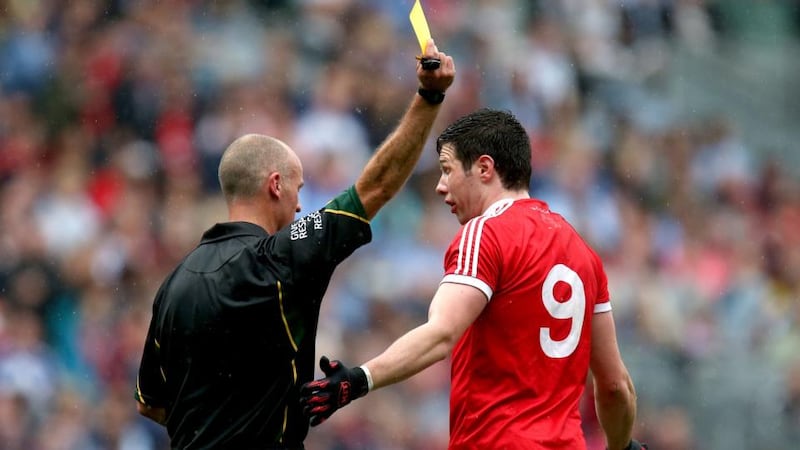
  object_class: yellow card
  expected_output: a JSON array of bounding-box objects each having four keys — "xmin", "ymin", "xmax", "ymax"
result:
[{"xmin": 409, "ymin": 0, "xmax": 432, "ymax": 54}]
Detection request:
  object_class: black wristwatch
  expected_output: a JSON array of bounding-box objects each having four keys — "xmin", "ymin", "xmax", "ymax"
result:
[{"xmin": 417, "ymin": 88, "xmax": 445, "ymax": 105}]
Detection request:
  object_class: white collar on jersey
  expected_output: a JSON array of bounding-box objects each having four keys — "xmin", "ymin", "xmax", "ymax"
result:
[{"xmin": 482, "ymin": 198, "xmax": 517, "ymax": 217}]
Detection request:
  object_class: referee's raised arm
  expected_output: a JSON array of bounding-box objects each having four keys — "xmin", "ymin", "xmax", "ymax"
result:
[{"xmin": 354, "ymin": 39, "xmax": 455, "ymax": 220}]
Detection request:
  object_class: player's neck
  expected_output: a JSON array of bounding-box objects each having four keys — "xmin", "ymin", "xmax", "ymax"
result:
[{"xmin": 485, "ymin": 189, "xmax": 529, "ymax": 206}]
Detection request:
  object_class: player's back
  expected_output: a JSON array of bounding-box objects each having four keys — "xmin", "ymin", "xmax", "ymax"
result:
[{"xmin": 446, "ymin": 198, "xmax": 609, "ymax": 449}]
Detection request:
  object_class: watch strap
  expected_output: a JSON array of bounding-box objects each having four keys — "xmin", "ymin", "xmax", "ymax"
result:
[{"xmin": 417, "ymin": 88, "xmax": 445, "ymax": 105}]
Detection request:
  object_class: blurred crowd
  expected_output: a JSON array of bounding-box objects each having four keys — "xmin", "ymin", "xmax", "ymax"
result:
[{"xmin": 0, "ymin": 0, "xmax": 799, "ymax": 449}]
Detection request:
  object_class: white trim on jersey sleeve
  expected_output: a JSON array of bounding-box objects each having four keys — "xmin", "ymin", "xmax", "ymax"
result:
[
  {"xmin": 441, "ymin": 274, "xmax": 493, "ymax": 301},
  {"xmin": 594, "ymin": 302, "xmax": 612, "ymax": 313}
]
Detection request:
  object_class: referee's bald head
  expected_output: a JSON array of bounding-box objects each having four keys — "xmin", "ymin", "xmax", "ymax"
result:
[{"xmin": 218, "ymin": 134, "xmax": 294, "ymax": 203}]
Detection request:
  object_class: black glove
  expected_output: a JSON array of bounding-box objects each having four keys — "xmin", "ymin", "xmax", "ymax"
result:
[
  {"xmin": 623, "ymin": 439, "xmax": 648, "ymax": 450},
  {"xmin": 299, "ymin": 356, "xmax": 369, "ymax": 426}
]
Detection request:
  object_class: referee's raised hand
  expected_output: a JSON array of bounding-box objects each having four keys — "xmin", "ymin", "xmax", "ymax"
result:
[{"xmin": 299, "ymin": 356, "xmax": 369, "ymax": 426}]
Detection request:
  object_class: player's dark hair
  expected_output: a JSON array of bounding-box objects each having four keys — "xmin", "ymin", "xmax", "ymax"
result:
[{"xmin": 436, "ymin": 108, "xmax": 531, "ymax": 191}]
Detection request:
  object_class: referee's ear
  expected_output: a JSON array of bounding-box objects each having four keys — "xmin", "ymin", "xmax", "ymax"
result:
[{"xmin": 266, "ymin": 171, "xmax": 282, "ymax": 199}]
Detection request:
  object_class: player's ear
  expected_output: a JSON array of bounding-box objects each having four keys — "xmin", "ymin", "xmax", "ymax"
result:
[{"xmin": 477, "ymin": 155, "xmax": 494, "ymax": 179}]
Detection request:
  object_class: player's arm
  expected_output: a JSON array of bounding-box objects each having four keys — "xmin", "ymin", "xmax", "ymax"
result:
[
  {"xmin": 299, "ymin": 282, "xmax": 485, "ymax": 425},
  {"xmin": 590, "ymin": 311, "xmax": 638, "ymax": 450},
  {"xmin": 365, "ymin": 282, "xmax": 485, "ymax": 388},
  {"xmin": 355, "ymin": 39, "xmax": 455, "ymax": 220}
]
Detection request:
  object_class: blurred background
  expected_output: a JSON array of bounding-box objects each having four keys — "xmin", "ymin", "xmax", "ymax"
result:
[{"xmin": 0, "ymin": 0, "xmax": 799, "ymax": 449}]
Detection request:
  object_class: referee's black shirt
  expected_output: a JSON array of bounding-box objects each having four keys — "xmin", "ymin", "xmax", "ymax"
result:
[{"xmin": 136, "ymin": 186, "xmax": 371, "ymax": 449}]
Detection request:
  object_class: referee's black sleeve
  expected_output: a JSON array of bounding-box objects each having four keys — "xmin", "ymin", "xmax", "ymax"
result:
[{"xmin": 267, "ymin": 185, "xmax": 372, "ymax": 285}]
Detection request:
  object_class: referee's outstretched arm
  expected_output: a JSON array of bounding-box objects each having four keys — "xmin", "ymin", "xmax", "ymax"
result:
[{"xmin": 355, "ymin": 39, "xmax": 455, "ymax": 220}]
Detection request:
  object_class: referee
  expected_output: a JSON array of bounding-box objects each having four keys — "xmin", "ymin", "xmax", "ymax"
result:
[{"xmin": 134, "ymin": 40, "xmax": 455, "ymax": 449}]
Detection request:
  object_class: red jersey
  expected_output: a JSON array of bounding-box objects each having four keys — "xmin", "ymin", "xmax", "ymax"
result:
[{"xmin": 444, "ymin": 198, "xmax": 612, "ymax": 450}]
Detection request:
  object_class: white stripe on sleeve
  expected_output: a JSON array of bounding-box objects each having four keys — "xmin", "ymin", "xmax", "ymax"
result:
[
  {"xmin": 441, "ymin": 274, "xmax": 493, "ymax": 301},
  {"xmin": 594, "ymin": 302, "xmax": 612, "ymax": 313}
]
